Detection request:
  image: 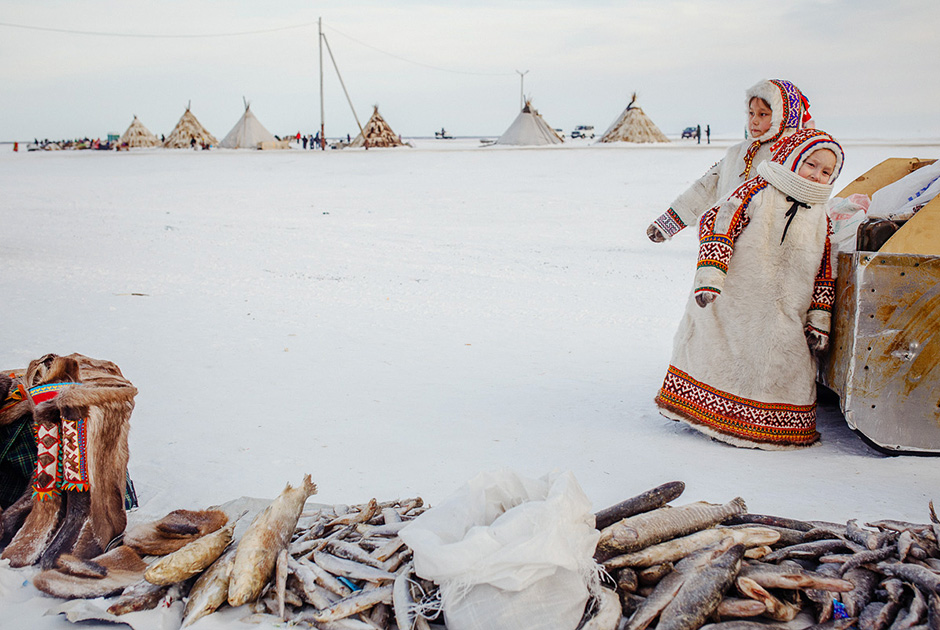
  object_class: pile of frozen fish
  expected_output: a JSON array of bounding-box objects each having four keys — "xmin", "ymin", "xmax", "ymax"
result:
[
  {"xmin": 36, "ymin": 474, "xmax": 438, "ymax": 629},
  {"xmin": 590, "ymin": 481, "xmax": 940, "ymax": 630},
  {"xmin": 33, "ymin": 475, "xmax": 940, "ymax": 630}
]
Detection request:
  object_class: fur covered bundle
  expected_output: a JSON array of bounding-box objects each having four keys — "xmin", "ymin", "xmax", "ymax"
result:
[{"xmin": 0, "ymin": 353, "xmax": 137, "ymax": 568}]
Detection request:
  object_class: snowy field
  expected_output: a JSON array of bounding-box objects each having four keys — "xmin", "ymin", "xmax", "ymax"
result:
[{"xmin": 2, "ymin": 136, "xmax": 940, "ymax": 629}]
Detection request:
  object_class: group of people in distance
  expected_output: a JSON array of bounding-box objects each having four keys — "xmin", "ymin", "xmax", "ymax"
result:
[{"xmin": 649, "ymin": 79, "xmax": 843, "ymax": 451}]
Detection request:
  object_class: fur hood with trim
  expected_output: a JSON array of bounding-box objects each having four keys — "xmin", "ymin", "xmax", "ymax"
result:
[
  {"xmin": 757, "ymin": 128, "xmax": 844, "ymax": 205},
  {"xmin": 746, "ymin": 79, "xmax": 811, "ymax": 144}
]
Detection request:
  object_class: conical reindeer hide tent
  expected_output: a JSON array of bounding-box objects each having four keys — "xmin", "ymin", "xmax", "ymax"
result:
[
  {"xmin": 163, "ymin": 107, "xmax": 218, "ymax": 149},
  {"xmin": 495, "ymin": 100, "xmax": 563, "ymax": 146},
  {"xmin": 118, "ymin": 116, "xmax": 160, "ymax": 148},
  {"xmin": 599, "ymin": 94, "xmax": 669, "ymax": 144},
  {"xmin": 348, "ymin": 106, "xmax": 404, "ymax": 148},
  {"xmin": 220, "ymin": 104, "xmax": 278, "ymax": 149}
]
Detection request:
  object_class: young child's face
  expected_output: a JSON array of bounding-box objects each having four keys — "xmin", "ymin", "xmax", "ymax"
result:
[
  {"xmin": 748, "ymin": 97, "xmax": 773, "ymax": 137},
  {"xmin": 797, "ymin": 149, "xmax": 837, "ymax": 184}
]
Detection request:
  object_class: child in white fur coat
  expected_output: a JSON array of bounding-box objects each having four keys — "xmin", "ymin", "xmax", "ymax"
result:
[
  {"xmin": 648, "ymin": 79, "xmax": 813, "ymax": 242},
  {"xmin": 655, "ymin": 129, "xmax": 844, "ymax": 450}
]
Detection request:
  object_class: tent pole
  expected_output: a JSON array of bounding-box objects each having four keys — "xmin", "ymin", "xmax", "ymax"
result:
[
  {"xmin": 319, "ymin": 17, "xmax": 325, "ymax": 150},
  {"xmin": 322, "ymin": 33, "xmax": 366, "ymax": 148},
  {"xmin": 515, "ymin": 70, "xmax": 528, "ymax": 110}
]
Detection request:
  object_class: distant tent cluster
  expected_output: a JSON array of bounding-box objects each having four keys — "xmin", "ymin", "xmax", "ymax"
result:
[
  {"xmin": 115, "ymin": 92, "xmax": 670, "ymax": 151},
  {"xmin": 493, "ymin": 92, "xmax": 669, "ymax": 147},
  {"xmin": 117, "ymin": 102, "xmax": 287, "ymax": 151}
]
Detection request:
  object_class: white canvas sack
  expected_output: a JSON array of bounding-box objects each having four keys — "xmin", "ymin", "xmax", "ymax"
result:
[
  {"xmin": 399, "ymin": 469, "xmax": 600, "ymax": 630},
  {"xmin": 868, "ymin": 160, "xmax": 940, "ymax": 220}
]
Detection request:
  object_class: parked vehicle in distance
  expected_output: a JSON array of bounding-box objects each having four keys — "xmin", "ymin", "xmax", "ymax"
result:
[
  {"xmin": 570, "ymin": 125, "xmax": 594, "ymax": 139},
  {"xmin": 682, "ymin": 127, "xmax": 697, "ymax": 139}
]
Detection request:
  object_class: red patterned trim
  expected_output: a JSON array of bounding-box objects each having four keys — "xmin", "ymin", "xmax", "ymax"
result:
[
  {"xmin": 32, "ymin": 420, "xmax": 60, "ymax": 500},
  {"xmin": 695, "ymin": 286, "xmax": 721, "ymax": 296},
  {"xmin": 654, "ymin": 208, "xmax": 687, "ymax": 238},
  {"xmin": 812, "ymin": 224, "xmax": 835, "ymax": 314},
  {"xmin": 59, "ymin": 411, "xmax": 90, "ymax": 492},
  {"xmin": 806, "ymin": 324, "xmax": 828, "ymax": 337},
  {"xmin": 656, "ymin": 365, "xmax": 818, "ymax": 446},
  {"xmin": 696, "ymin": 179, "xmax": 764, "ymax": 275}
]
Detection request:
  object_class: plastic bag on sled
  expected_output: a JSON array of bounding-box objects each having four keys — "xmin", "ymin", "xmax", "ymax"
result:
[{"xmin": 399, "ymin": 469, "xmax": 601, "ymax": 630}]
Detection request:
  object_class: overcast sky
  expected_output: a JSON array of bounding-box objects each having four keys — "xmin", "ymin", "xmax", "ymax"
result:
[{"xmin": 1, "ymin": 0, "xmax": 938, "ymax": 142}]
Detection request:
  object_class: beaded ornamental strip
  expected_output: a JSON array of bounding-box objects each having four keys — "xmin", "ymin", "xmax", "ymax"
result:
[
  {"xmin": 654, "ymin": 208, "xmax": 687, "ymax": 238},
  {"xmin": 656, "ymin": 365, "xmax": 819, "ymax": 446}
]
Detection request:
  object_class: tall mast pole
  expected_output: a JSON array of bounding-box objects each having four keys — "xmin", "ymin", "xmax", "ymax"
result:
[
  {"xmin": 515, "ymin": 69, "xmax": 528, "ymax": 110},
  {"xmin": 319, "ymin": 17, "xmax": 325, "ymax": 149}
]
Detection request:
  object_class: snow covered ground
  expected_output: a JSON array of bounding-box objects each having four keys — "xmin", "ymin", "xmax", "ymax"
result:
[{"xmin": 2, "ymin": 136, "xmax": 940, "ymax": 629}]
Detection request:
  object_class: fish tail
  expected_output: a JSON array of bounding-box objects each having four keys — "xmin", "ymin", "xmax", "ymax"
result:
[{"xmin": 302, "ymin": 474, "xmax": 318, "ymax": 498}]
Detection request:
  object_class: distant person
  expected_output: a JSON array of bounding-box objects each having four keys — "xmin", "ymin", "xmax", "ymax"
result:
[
  {"xmin": 647, "ymin": 79, "xmax": 813, "ymax": 243},
  {"xmin": 655, "ymin": 129, "xmax": 844, "ymax": 449},
  {"xmin": 706, "ymin": 124, "xmax": 711, "ymax": 144},
  {"xmin": 302, "ymin": 135, "xmax": 308, "ymax": 149},
  {"xmin": 13, "ymin": 142, "xmax": 18, "ymax": 152},
  {"xmin": 190, "ymin": 137, "xmax": 197, "ymax": 150},
  {"xmin": 308, "ymin": 134, "xmax": 314, "ymax": 150},
  {"xmin": 296, "ymin": 131, "xmax": 301, "ymax": 145},
  {"xmin": 314, "ymin": 131, "xmax": 320, "ymax": 148},
  {"xmin": 696, "ymin": 124, "xmax": 701, "ymax": 144},
  {"xmin": 347, "ymin": 133, "xmax": 351, "ymax": 143}
]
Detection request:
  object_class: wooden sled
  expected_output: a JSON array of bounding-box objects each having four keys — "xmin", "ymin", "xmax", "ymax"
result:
[{"xmin": 819, "ymin": 158, "xmax": 940, "ymax": 453}]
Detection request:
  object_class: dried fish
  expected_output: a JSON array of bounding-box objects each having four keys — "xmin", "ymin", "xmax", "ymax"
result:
[
  {"xmin": 890, "ymin": 585, "xmax": 927, "ymax": 630},
  {"xmin": 702, "ymin": 619, "xmax": 856, "ymax": 630},
  {"xmin": 296, "ymin": 555, "xmax": 353, "ymax": 597},
  {"xmin": 145, "ymin": 518, "xmax": 235, "ymax": 585},
  {"xmin": 847, "ymin": 519, "xmax": 891, "ymax": 551},
  {"xmin": 721, "ymin": 523, "xmax": 807, "ymax": 547},
  {"xmin": 738, "ymin": 562, "xmax": 854, "ymax": 591},
  {"xmin": 623, "ymin": 542, "xmax": 735, "ymax": 630},
  {"xmin": 228, "ymin": 475, "xmax": 317, "ymax": 607},
  {"xmin": 839, "ymin": 545, "xmax": 897, "ymax": 575},
  {"xmin": 107, "ymin": 578, "xmax": 170, "ymax": 615},
  {"xmin": 596, "ymin": 498, "xmax": 747, "ymax": 561},
  {"xmin": 715, "ymin": 597, "xmax": 766, "ymax": 618},
  {"xmin": 724, "ymin": 513, "xmax": 815, "ymax": 532},
  {"xmin": 638, "ymin": 563, "xmax": 675, "ymax": 586},
  {"xmin": 393, "ymin": 563, "xmax": 417, "ymax": 630},
  {"xmin": 594, "ymin": 481, "xmax": 686, "ymax": 531},
  {"xmin": 328, "ymin": 539, "xmax": 387, "ymax": 569},
  {"xmin": 356, "ymin": 521, "xmax": 410, "ymax": 538},
  {"xmin": 735, "ymin": 576, "xmax": 800, "ymax": 621},
  {"xmin": 371, "ymin": 537, "xmax": 406, "ymax": 565},
  {"xmin": 843, "ymin": 567, "xmax": 881, "ymax": 618},
  {"xmin": 875, "ymin": 562, "xmax": 940, "ymax": 595},
  {"xmin": 313, "ymin": 550, "xmax": 397, "ymax": 583},
  {"xmin": 616, "ymin": 567, "xmax": 639, "ymax": 593},
  {"xmin": 604, "ymin": 527, "xmax": 777, "ymax": 569},
  {"xmin": 286, "ymin": 556, "xmax": 338, "ymax": 609},
  {"xmin": 328, "ymin": 499, "xmax": 379, "ymax": 528},
  {"xmin": 181, "ymin": 545, "xmax": 236, "ymax": 627},
  {"xmin": 580, "ymin": 586, "xmax": 623, "ymax": 630},
  {"xmin": 311, "ymin": 584, "xmax": 394, "ymax": 624},
  {"xmin": 656, "ymin": 544, "xmax": 745, "ymax": 630},
  {"xmin": 763, "ymin": 538, "xmax": 862, "ymax": 562}
]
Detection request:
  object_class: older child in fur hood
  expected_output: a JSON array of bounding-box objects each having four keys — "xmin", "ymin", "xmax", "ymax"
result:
[
  {"xmin": 655, "ymin": 129, "xmax": 844, "ymax": 450},
  {"xmin": 648, "ymin": 79, "xmax": 813, "ymax": 242}
]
